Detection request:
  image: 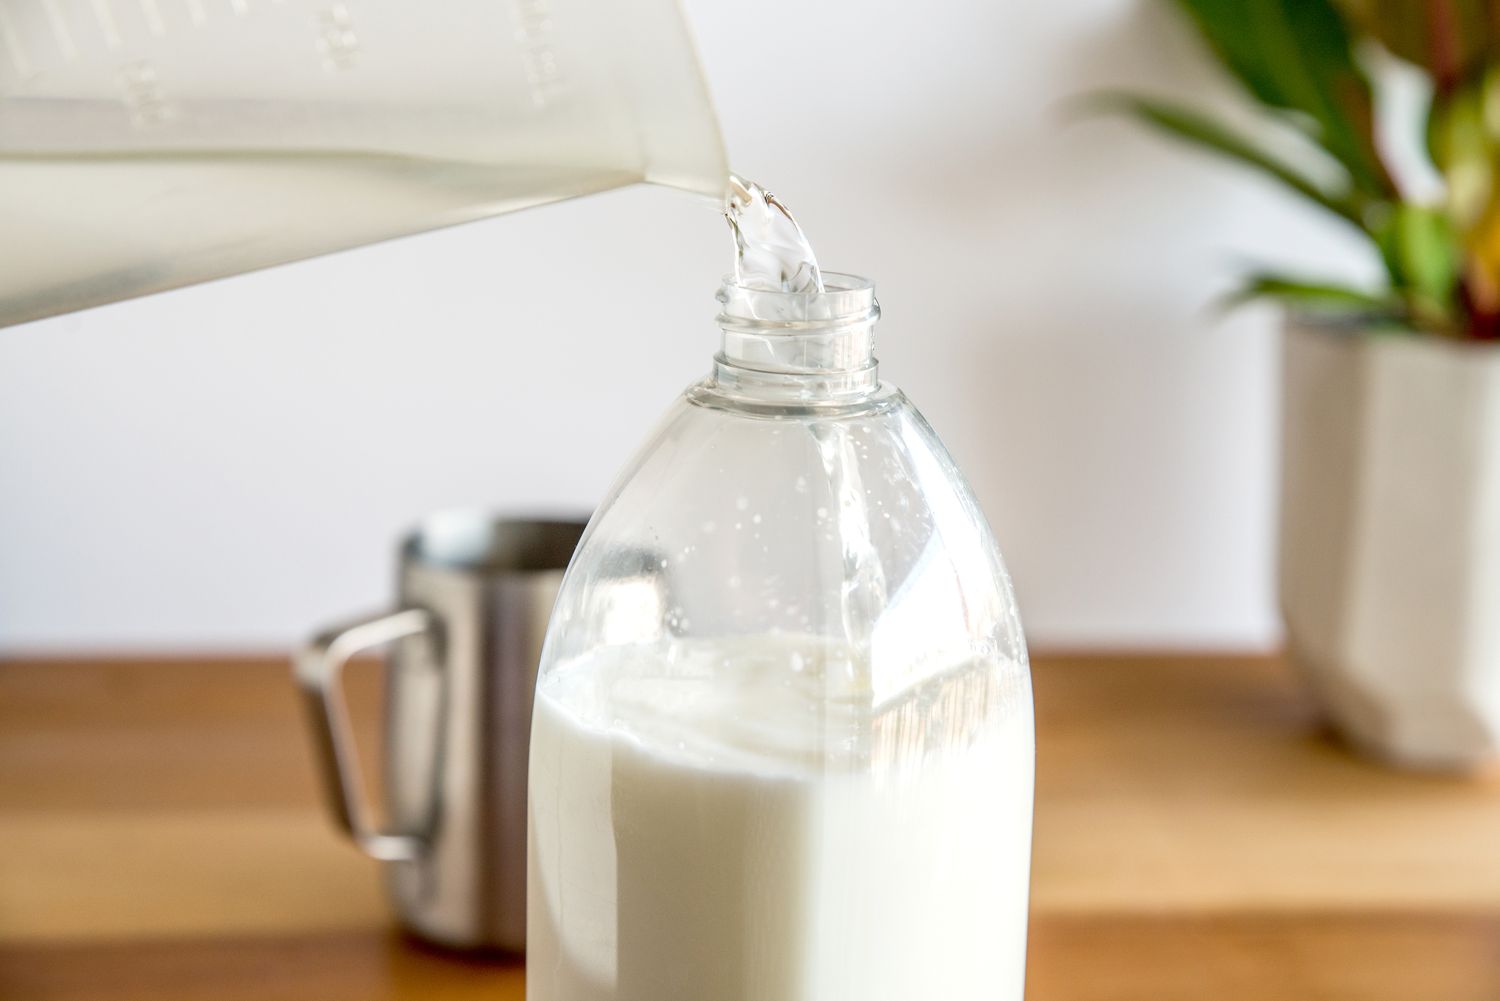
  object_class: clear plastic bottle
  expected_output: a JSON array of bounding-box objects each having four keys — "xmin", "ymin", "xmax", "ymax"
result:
[{"xmin": 526, "ymin": 273, "xmax": 1034, "ymax": 1001}]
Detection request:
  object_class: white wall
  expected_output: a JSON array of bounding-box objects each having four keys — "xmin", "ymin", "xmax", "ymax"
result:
[{"xmin": 0, "ymin": 0, "xmax": 1378, "ymax": 652}]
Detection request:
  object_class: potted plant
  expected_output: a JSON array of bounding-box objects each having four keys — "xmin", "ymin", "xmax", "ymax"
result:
[{"xmin": 1104, "ymin": 0, "xmax": 1500, "ymax": 768}]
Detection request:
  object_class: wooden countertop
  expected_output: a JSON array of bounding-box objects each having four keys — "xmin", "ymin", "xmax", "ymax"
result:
[{"xmin": 1, "ymin": 653, "xmax": 1497, "ymax": 999}]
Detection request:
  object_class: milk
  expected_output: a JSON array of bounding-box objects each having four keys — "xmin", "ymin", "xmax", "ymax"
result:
[
  {"xmin": 526, "ymin": 637, "xmax": 1033, "ymax": 1001},
  {"xmin": 0, "ymin": 152, "xmax": 637, "ymax": 327}
]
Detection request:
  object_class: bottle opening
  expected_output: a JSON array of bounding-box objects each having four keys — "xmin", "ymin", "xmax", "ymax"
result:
[
  {"xmin": 708, "ymin": 273, "xmax": 882, "ymax": 402},
  {"xmin": 717, "ymin": 272, "xmax": 880, "ymax": 331}
]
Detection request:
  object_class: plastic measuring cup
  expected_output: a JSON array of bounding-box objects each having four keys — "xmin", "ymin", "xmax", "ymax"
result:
[{"xmin": 0, "ymin": 0, "xmax": 727, "ymax": 327}]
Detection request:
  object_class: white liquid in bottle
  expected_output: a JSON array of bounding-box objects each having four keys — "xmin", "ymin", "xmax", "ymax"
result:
[{"xmin": 527, "ymin": 639, "xmax": 1034, "ymax": 1001}]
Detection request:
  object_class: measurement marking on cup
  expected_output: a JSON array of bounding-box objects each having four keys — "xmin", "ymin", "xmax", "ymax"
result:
[
  {"xmin": 118, "ymin": 59, "xmax": 174, "ymax": 124},
  {"xmin": 43, "ymin": 0, "xmax": 79, "ymax": 60},
  {"xmin": 512, "ymin": 0, "xmax": 564, "ymax": 108},
  {"xmin": 91, "ymin": 0, "xmax": 123, "ymax": 48},
  {"xmin": 316, "ymin": 4, "xmax": 358, "ymax": 71},
  {"xmin": 139, "ymin": 0, "xmax": 166, "ymax": 35},
  {"xmin": 0, "ymin": 4, "xmax": 32, "ymax": 80}
]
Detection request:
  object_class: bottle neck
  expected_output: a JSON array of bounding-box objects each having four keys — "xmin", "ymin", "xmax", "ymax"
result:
[{"xmin": 710, "ymin": 274, "xmax": 881, "ymax": 402}]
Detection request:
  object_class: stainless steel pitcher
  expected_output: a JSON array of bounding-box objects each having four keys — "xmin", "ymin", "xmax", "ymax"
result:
[{"xmin": 295, "ymin": 511, "xmax": 586, "ymax": 951}]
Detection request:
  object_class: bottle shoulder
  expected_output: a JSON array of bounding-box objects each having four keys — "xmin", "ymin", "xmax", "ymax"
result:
[{"xmin": 540, "ymin": 371, "xmax": 1025, "ymax": 681}]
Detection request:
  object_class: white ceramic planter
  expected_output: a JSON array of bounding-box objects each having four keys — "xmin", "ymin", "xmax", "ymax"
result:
[{"xmin": 1280, "ymin": 318, "xmax": 1500, "ymax": 769}]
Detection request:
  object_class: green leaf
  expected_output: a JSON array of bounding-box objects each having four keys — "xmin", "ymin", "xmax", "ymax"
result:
[
  {"xmin": 1083, "ymin": 94, "xmax": 1365, "ymax": 226},
  {"xmin": 1373, "ymin": 203, "xmax": 1463, "ymax": 326},
  {"xmin": 1172, "ymin": 0, "xmax": 1394, "ymax": 199},
  {"xmin": 1427, "ymin": 75, "xmax": 1496, "ymax": 223},
  {"xmin": 1224, "ymin": 273, "xmax": 1401, "ymax": 313},
  {"xmin": 1378, "ymin": 204, "xmax": 1461, "ymax": 296}
]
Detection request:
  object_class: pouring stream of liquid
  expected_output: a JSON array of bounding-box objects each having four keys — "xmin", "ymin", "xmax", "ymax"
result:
[{"xmin": 724, "ymin": 174, "xmax": 824, "ymax": 293}]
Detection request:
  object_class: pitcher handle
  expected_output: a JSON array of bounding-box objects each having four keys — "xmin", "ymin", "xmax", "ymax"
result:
[{"xmin": 294, "ymin": 607, "xmax": 436, "ymax": 862}]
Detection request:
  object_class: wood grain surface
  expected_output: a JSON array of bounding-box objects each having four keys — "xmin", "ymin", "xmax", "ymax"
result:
[{"xmin": 2, "ymin": 653, "xmax": 1498, "ymax": 998}]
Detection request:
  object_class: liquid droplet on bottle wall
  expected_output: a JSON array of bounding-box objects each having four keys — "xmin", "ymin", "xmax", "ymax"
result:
[{"xmin": 724, "ymin": 174, "xmax": 824, "ymax": 293}]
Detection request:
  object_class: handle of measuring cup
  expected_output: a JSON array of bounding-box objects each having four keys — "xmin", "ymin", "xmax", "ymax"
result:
[{"xmin": 294, "ymin": 607, "xmax": 436, "ymax": 862}]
